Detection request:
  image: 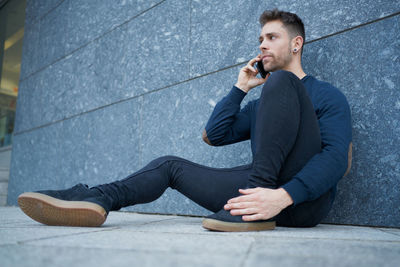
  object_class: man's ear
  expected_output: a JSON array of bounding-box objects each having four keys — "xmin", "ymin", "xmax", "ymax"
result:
[{"xmin": 292, "ymin": 35, "xmax": 304, "ymax": 53}]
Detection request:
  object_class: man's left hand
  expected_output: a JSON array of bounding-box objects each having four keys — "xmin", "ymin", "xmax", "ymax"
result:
[{"xmin": 224, "ymin": 187, "xmax": 294, "ymax": 221}]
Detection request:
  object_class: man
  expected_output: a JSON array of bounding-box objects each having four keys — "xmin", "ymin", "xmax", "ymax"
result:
[{"xmin": 18, "ymin": 9, "xmax": 352, "ymax": 231}]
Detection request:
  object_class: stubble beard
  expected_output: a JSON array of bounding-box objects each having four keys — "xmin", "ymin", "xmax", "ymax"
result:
[{"xmin": 264, "ymin": 44, "xmax": 293, "ymax": 72}]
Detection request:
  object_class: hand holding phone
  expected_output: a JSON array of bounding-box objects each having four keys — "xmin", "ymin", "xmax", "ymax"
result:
[{"xmin": 235, "ymin": 56, "xmax": 269, "ymax": 93}]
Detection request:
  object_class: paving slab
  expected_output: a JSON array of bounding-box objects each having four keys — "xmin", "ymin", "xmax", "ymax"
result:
[
  {"xmin": 246, "ymin": 238, "xmax": 399, "ymax": 267},
  {"xmin": 2, "ymin": 244, "xmax": 242, "ymax": 267},
  {"xmin": 0, "ymin": 207, "xmax": 399, "ymax": 267}
]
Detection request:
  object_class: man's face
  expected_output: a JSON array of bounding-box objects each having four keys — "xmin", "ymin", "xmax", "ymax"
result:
[{"xmin": 259, "ymin": 20, "xmax": 293, "ymax": 72}]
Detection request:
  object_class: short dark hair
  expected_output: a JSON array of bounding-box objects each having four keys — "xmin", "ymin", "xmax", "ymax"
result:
[{"xmin": 259, "ymin": 9, "xmax": 305, "ymax": 53}]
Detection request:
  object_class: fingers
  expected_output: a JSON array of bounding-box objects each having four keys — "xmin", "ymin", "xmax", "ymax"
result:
[
  {"xmin": 239, "ymin": 187, "xmax": 262, "ymax": 194},
  {"xmin": 227, "ymin": 194, "xmax": 254, "ymax": 204},
  {"xmin": 242, "ymin": 64, "xmax": 257, "ymax": 74},
  {"xmin": 230, "ymin": 207, "xmax": 259, "ymax": 216},
  {"xmin": 242, "ymin": 55, "xmax": 262, "ymax": 73},
  {"xmin": 242, "ymin": 213, "xmax": 266, "ymax": 221},
  {"xmin": 227, "ymin": 187, "xmax": 264, "ymax": 204},
  {"xmin": 248, "ymin": 55, "xmax": 261, "ymax": 65},
  {"xmin": 224, "ymin": 200, "xmax": 253, "ymax": 210},
  {"xmin": 224, "ymin": 201, "xmax": 259, "ymax": 215},
  {"xmin": 246, "ymin": 57, "xmax": 261, "ymax": 72}
]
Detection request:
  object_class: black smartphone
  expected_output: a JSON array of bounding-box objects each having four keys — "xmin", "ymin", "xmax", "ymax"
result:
[{"xmin": 256, "ymin": 61, "xmax": 269, "ymax": 78}]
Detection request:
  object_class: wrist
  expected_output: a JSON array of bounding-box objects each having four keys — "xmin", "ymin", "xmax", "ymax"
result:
[
  {"xmin": 234, "ymin": 82, "xmax": 250, "ymax": 93},
  {"xmin": 278, "ymin": 188, "xmax": 294, "ymax": 208}
]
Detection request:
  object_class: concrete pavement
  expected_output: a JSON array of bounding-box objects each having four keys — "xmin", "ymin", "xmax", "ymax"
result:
[{"xmin": 1, "ymin": 206, "xmax": 399, "ymax": 267}]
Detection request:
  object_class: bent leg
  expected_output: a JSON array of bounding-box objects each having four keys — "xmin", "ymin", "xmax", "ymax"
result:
[
  {"xmin": 249, "ymin": 70, "xmax": 331, "ymax": 226},
  {"xmin": 202, "ymin": 70, "xmax": 326, "ymax": 231},
  {"xmin": 94, "ymin": 155, "xmax": 251, "ymax": 212},
  {"xmin": 249, "ymin": 70, "xmax": 321, "ymax": 188}
]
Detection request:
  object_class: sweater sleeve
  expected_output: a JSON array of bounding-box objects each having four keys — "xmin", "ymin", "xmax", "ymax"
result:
[
  {"xmin": 204, "ymin": 86, "xmax": 252, "ymax": 146},
  {"xmin": 281, "ymin": 87, "xmax": 352, "ymax": 205}
]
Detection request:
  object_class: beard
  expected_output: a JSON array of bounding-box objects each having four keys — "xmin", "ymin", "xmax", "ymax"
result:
[{"xmin": 264, "ymin": 44, "xmax": 293, "ymax": 72}]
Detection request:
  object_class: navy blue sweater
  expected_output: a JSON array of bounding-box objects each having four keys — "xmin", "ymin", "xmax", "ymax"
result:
[{"xmin": 204, "ymin": 75, "xmax": 352, "ymax": 205}]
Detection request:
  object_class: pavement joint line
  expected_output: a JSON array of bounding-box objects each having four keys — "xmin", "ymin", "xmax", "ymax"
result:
[
  {"xmin": 114, "ymin": 229, "xmax": 400, "ymax": 244},
  {"xmin": 252, "ymin": 235, "xmax": 400, "ymax": 244},
  {"xmin": 378, "ymin": 228, "xmax": 400, "ymax": 236},
  {"xmin": 138, "ymin": 217, "xmax": 182, "ymax": 226},
  {"xmin": 1, "ymin": 243, "xmax": 157, "ymax": 254},
  {"xmin": 240, "ymin": 238, "xmax": 255, "ymax": 267},
  {"xmin": 0, "ymin": 225, "xmax": 56, "ymax": 229},
  {"xmin": 378, "ymin": 228, "xmax": 399, "ymax": 232},
  {"xmin": 103, "ymin": 218, "xmax": 177, "ymax": 228},
  {"xmin": 3, "ymin": 222, "xmax": 400, "ymax": 243},
  {"xmin": 4, "ymin": 236, "xmax": 399, "ymax": 260},
  {"xmin": 2, "ymin": 229, "xmax": 400, "ymax": 246},
  {"xmin": 15, "ymin": 227, "xmax": 121, "ymax": 245},
  {"xmin": 4, "ymin": 220, "xmax": 189, "ymax": 245},
  {"xmin": 1, "ymin": 243, "xmax": 235, "ymax": 256},
  {"xmin": 126, "ymin": 211, "xmax": 205, "ymax": 219},
  {"xmin": 321, "ymin": 222, "xmax": 400, "ymax": 230}
]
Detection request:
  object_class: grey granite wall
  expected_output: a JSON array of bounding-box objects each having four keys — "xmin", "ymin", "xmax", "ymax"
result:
[{"xmin": 8, "ymin": 0, "xmax": 400, "ymax": 227}]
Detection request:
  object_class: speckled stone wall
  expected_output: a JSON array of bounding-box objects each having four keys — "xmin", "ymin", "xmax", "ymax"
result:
[{"xmin": 7, "ymin": 0, "xmax": 400, "ymax": 227}]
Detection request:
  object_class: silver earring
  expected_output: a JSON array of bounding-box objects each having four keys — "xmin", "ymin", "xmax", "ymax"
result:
[{"xmin": 293, "ymin": 48, "xmax": 297, "ymax": 52}]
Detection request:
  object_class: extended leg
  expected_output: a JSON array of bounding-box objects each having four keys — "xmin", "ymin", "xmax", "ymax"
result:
[
  {"xmin": 95, "ymin": 155, "xmax": 251, "ymax": 213},
  {"xmin": 18, "ymin": 155, "xmax": 254, "ymax": 227}
]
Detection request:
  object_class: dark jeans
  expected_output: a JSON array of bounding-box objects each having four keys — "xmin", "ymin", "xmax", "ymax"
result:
[{"xmin": 96, "ymin": 70, "xmax": 334, "ymax": 227}]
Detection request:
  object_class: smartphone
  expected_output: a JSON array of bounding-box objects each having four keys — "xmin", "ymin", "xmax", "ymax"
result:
[{"xmin": 256, "ymin": 61, "xmax": 269, "ymax": 78}]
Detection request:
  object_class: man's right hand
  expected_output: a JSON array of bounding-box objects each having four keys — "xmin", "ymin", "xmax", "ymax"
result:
[{"xmin": 234, "ymin": 55, "xmax": 269, "ymax": 93}]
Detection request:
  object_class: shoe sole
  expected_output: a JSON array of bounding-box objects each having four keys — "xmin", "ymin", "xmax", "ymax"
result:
[
  {"xmin": 202, "ymin": 218, "xmax": 275, "ymax": 232},
  {"xmin": 18, "ymin": 192, "xmax": 107, "ymax": 227}
]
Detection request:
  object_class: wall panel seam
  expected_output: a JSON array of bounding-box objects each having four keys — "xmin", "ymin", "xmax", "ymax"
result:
[
  {"xmin": 24, "ymin": 0, "xmax": 65, "ymax": 26},
  {"xmin": 139, "ymin": 96, "xmax": 143, "ymax": 167},
  {"xmin": 189, "ymin": 0, "xmax": 192, "ymax": 78},
  {"xmin": 306, "ymin": 11, "xmax": 400, "ymax": 45},
  {"xmin": 20, "ymin": 0, "xmax": 167, "ymax": 82},
  {"xmin": 21, "ymin": 9, "xmax": 400, "ymax": 86},
  {"xmin": 14, "ymin": 10, "xmax": 400, "ymax": 137},
  {"xmin": 13, "ymin": 61, "xmax": 245, "ymax": 137},
  {"xmin": 21, "ymin": 8, "xmax": 400, "ymax": 82}
]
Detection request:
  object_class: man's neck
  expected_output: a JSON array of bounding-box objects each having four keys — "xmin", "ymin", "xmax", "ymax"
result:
[{"xmin": 283, "ymin": 61, "xmax": 307, "ymax": 80}]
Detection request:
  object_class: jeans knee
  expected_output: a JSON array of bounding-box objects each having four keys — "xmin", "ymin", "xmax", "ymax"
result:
[
  {"xmin": 262, "ymin": 70, "xmax": 304, "ymax": 101},
  {"xmin": 270, "ymin": 69, "xmax": 297, "ymax": 81},
  {"xmin": 151, "ymin": 155, "xmax": 181, "ymax": 166}
]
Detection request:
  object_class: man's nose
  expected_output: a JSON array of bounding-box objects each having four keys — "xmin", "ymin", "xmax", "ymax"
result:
[{"xmin": 259, "ymin": 40, "xmax": 268, "ymax": 51}]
